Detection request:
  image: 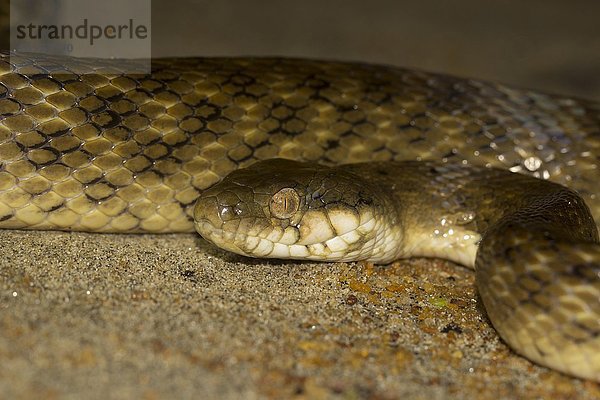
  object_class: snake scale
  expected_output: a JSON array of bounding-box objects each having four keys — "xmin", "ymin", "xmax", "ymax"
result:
[{"xmin": 0, "ymin": 52, "xmax": 598, "ymax": 381}]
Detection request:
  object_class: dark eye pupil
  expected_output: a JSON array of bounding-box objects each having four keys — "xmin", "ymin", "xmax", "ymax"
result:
[{"xmin": 270, "ymin": 188, "xmax": 300, "ymax": 219}]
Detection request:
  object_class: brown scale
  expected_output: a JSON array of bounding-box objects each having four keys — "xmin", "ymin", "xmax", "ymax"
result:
[
  {"xmin": 0, "ymin": 52, "xmax": 599, "ymax": 380},
  {"xmin": 0, "ymin": 53, "xmax": 598, "ymax": 232}
]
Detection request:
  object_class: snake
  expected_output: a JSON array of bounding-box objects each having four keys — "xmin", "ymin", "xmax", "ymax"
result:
[{"xmin": 0, "ymin": 52, "xmax": 598, "ymax": 381}]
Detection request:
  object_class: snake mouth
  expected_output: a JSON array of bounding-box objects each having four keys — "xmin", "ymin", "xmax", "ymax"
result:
[
  {"xmin": 196, "ymin": 218, "xmax": 298, "ymax": 259},
  {"xmin": 195, "ymin": 217, "xmax": 362, "ymax": 261},
  {"xmin": 195, "ymin": 216, "xmax": 391, "ymax": 262},
  {"xmin": 195, "ymin": 218, "xmax": 296, "ymax": 259},
  {"xmin": 195, "ymin": 219, "xmax": 253, "ymax": 257}
]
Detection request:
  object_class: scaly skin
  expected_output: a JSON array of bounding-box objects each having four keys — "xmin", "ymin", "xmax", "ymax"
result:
[{"xmin": 0, "ymin": 52, "xmax": 598, "ymax": 380}]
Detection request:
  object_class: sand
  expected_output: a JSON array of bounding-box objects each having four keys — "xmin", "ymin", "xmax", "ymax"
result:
[{"xmin": 1, "ymin": 230, "xmax": 599, "ymax": 399}]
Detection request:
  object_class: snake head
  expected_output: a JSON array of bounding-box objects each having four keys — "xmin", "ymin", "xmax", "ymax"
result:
[{"xmin": 194, "ymin": 158, "xmax": 401, "ymax": 262}]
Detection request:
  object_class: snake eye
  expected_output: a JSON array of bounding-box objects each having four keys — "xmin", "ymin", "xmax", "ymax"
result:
[{"xmin": 269, "ymin": 188, "xmax": 300, "ymax": 219}]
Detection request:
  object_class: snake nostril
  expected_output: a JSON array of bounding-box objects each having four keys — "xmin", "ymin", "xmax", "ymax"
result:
[{"xmin": 219, "ymin": 205, "xmax": 236, "ymax": 221}]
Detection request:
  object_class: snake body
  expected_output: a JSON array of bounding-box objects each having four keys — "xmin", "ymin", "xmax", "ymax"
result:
[{"xmin": 0, "ymin": 53, "xmax": 598, "ymax": 380}]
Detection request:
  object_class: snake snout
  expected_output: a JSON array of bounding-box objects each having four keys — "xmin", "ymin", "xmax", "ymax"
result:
[
  {"xmin": 193, "ymin": 192, "xmax": 257, "ymax": 256},
  {"xmin": 194, "ymin": 195, "xmax": 223, "ymax": 231}
]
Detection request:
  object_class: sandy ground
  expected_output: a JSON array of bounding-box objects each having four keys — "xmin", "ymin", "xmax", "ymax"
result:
[
  {"xmin": 1, "ymin": 0, "xmax": 600, "ymax": 399},
  {"xmin": 2, "ymin": 230, "xmax": 600, "ymax": 399}
]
